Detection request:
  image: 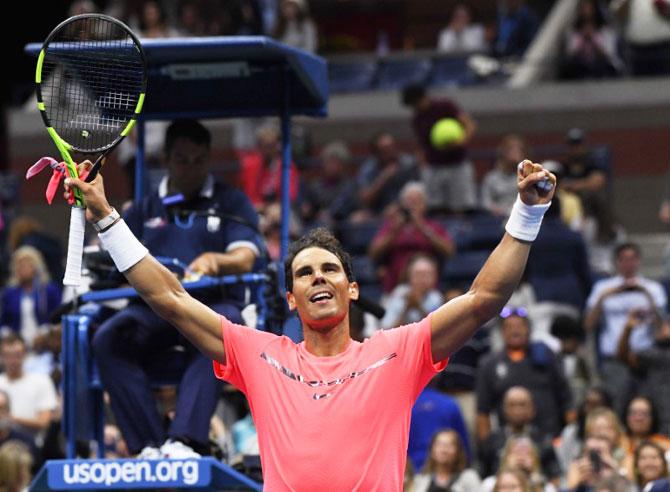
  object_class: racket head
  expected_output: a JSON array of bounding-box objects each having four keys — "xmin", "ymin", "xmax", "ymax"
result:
[{"xmin": 35, "ymin": 14, "xmax": 147, "ymax": 156}]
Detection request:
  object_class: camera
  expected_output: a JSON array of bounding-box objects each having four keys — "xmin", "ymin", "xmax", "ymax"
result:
[{"xmin": 588, "ymin": 449, "xmax": 602, "ymax": 474}]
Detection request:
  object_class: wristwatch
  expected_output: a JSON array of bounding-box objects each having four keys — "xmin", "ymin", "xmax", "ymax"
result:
[{"xmin": 93, "ymin": 208, "xmax": 120, "ymax": 233}]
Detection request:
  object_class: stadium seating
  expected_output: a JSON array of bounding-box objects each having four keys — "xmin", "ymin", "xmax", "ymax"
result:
[{"xmin": 375, "ymin": 56, "xmax": 433, "ymax": 90}]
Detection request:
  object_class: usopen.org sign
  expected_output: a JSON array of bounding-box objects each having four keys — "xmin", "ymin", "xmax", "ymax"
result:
[{"xmin": 46, "ymin": 458, "xmax": 208, "ymax": 489}]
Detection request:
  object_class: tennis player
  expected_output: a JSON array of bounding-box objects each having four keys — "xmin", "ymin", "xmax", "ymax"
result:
[{"xmin": 66, "ymin": 159, "xmax": 555, "ymax": 491}]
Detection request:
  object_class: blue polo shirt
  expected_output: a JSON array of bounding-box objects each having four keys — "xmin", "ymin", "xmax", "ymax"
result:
[{"xmin": 124, "ymin": 175, "xmax": 262, "ymax": 303}]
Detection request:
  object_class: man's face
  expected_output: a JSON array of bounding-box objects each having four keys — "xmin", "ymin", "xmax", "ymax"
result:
[
  {"xmin": 1, "ymin": 341, "xmax": 25, "ymax": 377},
  {"xmin": 166, "ymin": 137, "xmax": 210, "ymax": 197},
  {"xmin": 375, "ymin": 134, "xmax": 397, "ymax": 164},
  {"xmin": 286, "ymin": 247, "xmax": 358, "ymax": 331},
  {"xmin": 258, "ymin": 134, "xmax": 280, "ymax": 161},
  {"xmin": 615, "ymin": 247, "xmax": 640, "ymax": 277},
  {"xmin": 501, "ymin": 316, "xmax": 530, "ymax": 350},
  {"xmin": 503, "ymin": 388, "xmax": 535, "ymax": 427},
  {"xmin": 408, "ymin": 258, "xmax": 437, "ymax": 295}
]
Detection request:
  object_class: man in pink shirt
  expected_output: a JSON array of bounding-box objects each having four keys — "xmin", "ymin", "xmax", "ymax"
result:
[{"xmin": 67, "ymin": 159, "xmax": 556, "ymax": 491}]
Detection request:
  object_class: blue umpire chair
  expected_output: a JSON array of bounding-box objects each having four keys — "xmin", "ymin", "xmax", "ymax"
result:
[{"xmin": 25, "ymin": 36, "xmax": 328, "ymax": 491}]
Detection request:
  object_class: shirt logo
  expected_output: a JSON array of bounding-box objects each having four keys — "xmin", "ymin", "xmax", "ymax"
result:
[{"xmin": 260, "ymin": 352, "xmax": 397, "ymax": 400}]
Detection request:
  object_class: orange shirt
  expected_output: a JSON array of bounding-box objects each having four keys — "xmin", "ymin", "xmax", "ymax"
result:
[{"xmin": 213, "ymin": 315, "xmax": 447, "ymax": 491}]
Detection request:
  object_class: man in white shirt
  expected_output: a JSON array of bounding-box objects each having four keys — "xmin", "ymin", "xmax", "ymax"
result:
[
  {"xmin": 0, "ymin": 333, "xmax": 57, "ymax": 443},
  {"xmin": 584, "ymin": 242, "xmax": 667, "ymax": 412}
]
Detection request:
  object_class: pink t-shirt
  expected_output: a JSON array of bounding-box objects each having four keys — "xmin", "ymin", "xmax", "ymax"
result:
[{"xmin": 213, "ymin": 315, "xmax": 447, "ymax": 491}]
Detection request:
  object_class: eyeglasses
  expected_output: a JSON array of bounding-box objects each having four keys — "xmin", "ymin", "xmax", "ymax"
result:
[{"xmin": 500, "ymin": 306, "xmax": 529, "ymax": 319}]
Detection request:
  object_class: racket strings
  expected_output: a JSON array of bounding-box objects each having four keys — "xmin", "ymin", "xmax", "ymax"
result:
[{"xmin": 41, "ymin": 16, "xmax": 144, "ymax": 152}]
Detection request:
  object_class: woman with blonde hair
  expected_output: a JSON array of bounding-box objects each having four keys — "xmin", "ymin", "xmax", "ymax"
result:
[
  {"xmin": 0, "ymin": 246, "xmax": 61, "ymax": 347},
  {"xmin": 412, "ymin": 429, "xmax": 481, "ymax": 492},
  {"xmin": 0, "ymin": 440, "xmax": 33, "ymax": 492},
  {"xmin": 584, "ymin": 406, "xmax": 634, "ymax": 479},
  {"xmin": 482, "ymin": 436, "xmax": 556, "ymax": 492},
  {"xmin": 493, "ymin": 467, "xmax": 532, "ymax": 492}
]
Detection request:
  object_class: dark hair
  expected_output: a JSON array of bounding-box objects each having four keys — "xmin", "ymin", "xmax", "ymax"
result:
[
  {"xmin": 422, "ymin": 429, "xmax": 468, "ymax": 474},
  {"xmin": 164, "ymin": 119, "xmax": 211, "ymax": 155},
  {"xmin": 0, "ymin": 332, "xmax": 26, "ymax": 349},
  {"xmin": 550, "ymin": 315, "xmax": 584, "ymax": 340},
  {"xmin": 284, "ymin": 228, "xmax": 355, "ymax": 292},
  {"xmin": 614, "ymin": 242, "xmax": 641, "ymax": 259},
  {"xmin": 634, "ymin": 440, "xmax": 668, "ymax": 486},
  {"xmin": 625, "ymin": 395, "xmax": 660, "ymax": 435},
  {"xmin": 401, "ymin": 83, "xmax": 426, "ymax": 108}
]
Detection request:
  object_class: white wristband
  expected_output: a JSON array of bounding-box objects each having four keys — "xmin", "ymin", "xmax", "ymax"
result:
[
  {"xmin": 99, "ymin": 219, "xmax": 148, "ymax": 272},
  {"xmin": 505, "ymin": 195, "xmax": 551, "ymax": 242}
]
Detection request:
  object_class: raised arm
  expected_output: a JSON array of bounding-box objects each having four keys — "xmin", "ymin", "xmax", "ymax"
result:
[
  {"xmin": 429, "ymin": 161, "xmax": 556, "ymax": 362},
  {"xmin": 66, "ymin": 164, "xmax": 226, "ymax": 363}
]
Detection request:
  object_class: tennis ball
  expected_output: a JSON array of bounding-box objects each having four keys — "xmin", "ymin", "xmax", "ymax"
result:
[{"xmin": 430, "ymin": 118, "xmax": 465, "ymax": 150}]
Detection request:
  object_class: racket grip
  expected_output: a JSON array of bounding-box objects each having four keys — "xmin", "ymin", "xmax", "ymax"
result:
[{"xmin": 63, "ymin": 207, "xmax": 86, "ymax": 286}]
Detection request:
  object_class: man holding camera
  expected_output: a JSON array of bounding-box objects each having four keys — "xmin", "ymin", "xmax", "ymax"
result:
[
  {"xmin": 584, "ymin": 242, "xmax": 667, "ymax": 413},
  {"xmin": 369, "ymin": 181, "xmax": 455, "ymax": 293}
]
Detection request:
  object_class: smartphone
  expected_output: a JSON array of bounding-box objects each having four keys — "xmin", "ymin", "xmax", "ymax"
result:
[{"xmin": 589, "ymin": 449, "xmax": 602, "ymax": 474}]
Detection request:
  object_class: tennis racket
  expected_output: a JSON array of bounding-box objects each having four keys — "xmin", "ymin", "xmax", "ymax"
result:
[{"xmin": 35, "ymin": 14, "xmax": 147, "ymax": 286}]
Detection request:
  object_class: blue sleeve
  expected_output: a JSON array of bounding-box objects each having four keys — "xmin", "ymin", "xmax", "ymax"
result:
[
  {"xmin": 0, "ymin": 289, "xmax": 10, "ymax": 328},
  {"xmin": 46, "ymin": 283, "xmax": 62, "ymax": 314}
]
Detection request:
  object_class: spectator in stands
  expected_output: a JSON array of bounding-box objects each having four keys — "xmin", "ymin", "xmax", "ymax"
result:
[
  {"xmin": 0, "ymin": 440, "xmax": 33, "ymax": 492},
  {"xmin": 8, "ymin": 216, "xmax": 64, "ymax": 285},
  {"xmin": 380, "ymin": 253, "xmax": 443, "ymax": 329},
  {"xmin": 550, "ymin": 316, "xmax": 591, "ymax": 408},
  {"xmin": 409, "ymin": 380, "xmax": 471, "ymax": 471},
  {"xmin": 412, "ymin": 429, "xmax": 481, "ymax": 492},
  {"xmin": 434, "ymin": 286, "xmax": 491, "ymax": 447},
  {"xmin": 560, "ymin": 0, "xmax": 622, "ymax": 80},
  {"xmin": 482, "ymin": 134, "xmax": 529, "ymax": 217},
  {"xmin": 618, "ymin": 313, "xmax": 670, "ymax": 435},
  {"xmin": 300, "ymin": 140, "xmax": 356, "ymax": 226},
  {"xmin": 560, "ymin": 128, "xmax": 608, "ymax": 210},
  {"xmin": 259, "ymin": 201, "xmax": 302, "ymax": 261},
  {"xmin": 623, "ymin": 396, "xmax": 670, "ymax": 457},
  {"xmin": 583, "ymin": 407, "xmax": 635, "ymax": 480},
  {"xmin": 437, "ymin": 4, "xmax": 487, "ymax": 54},
  {"xmin": 273, "ymin": 0, "xmax": 317, "ymax": 52},
  {"xmin": 239, "ymin": 122, "xmax": 300, "ymax": 211},
  {"xmin": 354, "ymin": 132, "xmax": 420, "ymax": 220},
  {"xmin": 401, "ymin": 84, "xmax": 478, "ymax": 214},
  {"xmin": 369, "ymin": 181, "xmax": 455, "ymax": 293},
  {"xmin": 492, "ymin": 467, "xmax": 532, "ymax": 492},
  {"xmin": 138, "ymin": 0, "xmax": 179, "ymax": 38},
  {"xmin": 91, "ymin": 120, "xmax": 261, "ymax": 459},
  {"xmin": 479, "ymin": 386, "xmax": 561, "ymax": 483},
  {"xmin": 565, "ymin": 434, "xmax": 633, "ymax": 491},
  {"xmin": 476, "ymin": 307, "xmax": 574, "ymax": 443},
  {"xmin": 556, "ymin": 386, "xmax": 613, "ymax": 473},
  {"xmin": 0, "ymin": 390, "xmax": 39, "ymax": 468},
  {"xmin": 585, "ymin": 242, "xmax": 667, "ymax": 413},
  {"xmin": 0, "ymin": 334, "xmax": 58, "ymax": 445},
  {"xmin": 481, "ymin": 436, "xmax": 554, "ymax": 491},
  {"xmin": 0, "ymin": 247, "xmax": 61, "ymax": 349},
  {"xmin": 493, "ymin": 0, "xmax": 540, "ymax": 59},
  {"xmin": 176, "ymin": 1, "xmax": 206, "ymax": 36},
  {"xmin": 103, "ymin": 423, "xmax": 129, "ymax": 459},
  {"xmin": 526, "ymin": 198, "xmax": 592, "ymax": 348},
  {"xmin": 615, "ymin": 0, "xmax": 670, "ymax": 76},
  {"xmin": 633, "ymin": 441, "xmax": 670, "ymax": 491}
]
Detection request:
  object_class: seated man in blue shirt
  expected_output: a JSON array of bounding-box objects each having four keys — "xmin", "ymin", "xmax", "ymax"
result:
[{"xmin": 92, "ymin": 119, "xmax": 261, "ymax": 459}]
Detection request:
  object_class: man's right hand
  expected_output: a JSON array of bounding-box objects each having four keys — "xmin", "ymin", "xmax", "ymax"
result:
[{"xmin": 64, "ymin": 161, "xmax": 114, "ymax": 222}]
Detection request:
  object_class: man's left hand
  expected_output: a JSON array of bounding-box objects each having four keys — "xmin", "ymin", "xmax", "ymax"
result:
[{"xmin": 517, "ymin": 159, "xmax": 557, "ymax": 206}]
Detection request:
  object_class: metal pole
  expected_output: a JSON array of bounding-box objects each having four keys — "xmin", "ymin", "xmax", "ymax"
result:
[
  {"xmin": 279, "ymin": 67, "xmax": 292, "ymax": 288},
  {"xmin": 135, "ymin": 119, "xmax": 146, "ymax": 202}
]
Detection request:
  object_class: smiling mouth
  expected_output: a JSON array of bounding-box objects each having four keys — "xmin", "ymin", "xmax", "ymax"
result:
[{"xmin": 309, "ymin": 292, "xmax": 333, "ymax": 303}]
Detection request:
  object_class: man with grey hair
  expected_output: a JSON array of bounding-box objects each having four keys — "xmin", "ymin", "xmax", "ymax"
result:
[
  {"xmin": 300, "ymin": 140, "xmax": 356, "ymax": 225},
  {"xmin": 369, "ymin": 180, "xmax": 455, "ymax": 292}
]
